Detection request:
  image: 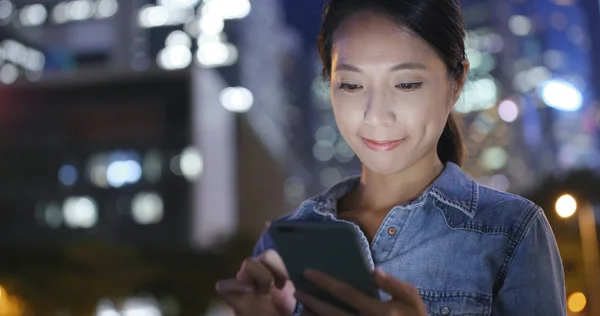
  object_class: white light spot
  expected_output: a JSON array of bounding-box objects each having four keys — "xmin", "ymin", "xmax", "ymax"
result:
[
  {"xmin": 508, "ymin": 15, "xmax": 532, "ymax": 36},
  {"xmin": 196, "ymin": 42, "xmax": 238, "ymax": 67},
  {"xmin": 0, "ymin": 0, "xmax": 13, "ymax": 20},
  {"xmin": 180, "ymin": 146, "xmax": 203, "ymax": 181},
  {"xmin": 20, "ymin": 4, "xmax": 47, "ymax": 26},
  {"xmin": 139, "ymin": 5, "xmax": 169, "ymax": 28},
  {"xmin": 67, "ymin": 0, "xmax": 94, "ymax": 21},
  {"xmin": 540, "ymin": 79, "xmax": 582, "ymax": 111},
  {"xmin": 202, "ymin": 0, "xmax": 251, "ymax": 20},
  {"xmin": 52, "ymin": 2, "xmax": 68, "ymax": 23},
  {"xmin": 95, "ymin": 0, "xmax": 118, "ymax": 18},
  {"xmin": 0, "ymin": 63, "xmax": 18, "ymax": 84},
  {"xmin": 165, "ymin": 30, "xmax": 191, "ymax": 48},
  {"xmin": 106, "ymin": 160, "xmax": 142, "ymax": 188},
  {"xmin": 199, "ymin": 14, "xmax": 224, "ymax": 35},
  {"xmin": 132, "ymin": 192, "xmax": 164, "ymax": 225},
  {"xmin": 158, "ymin": 0, "xmax": 201, "ymax": 9},
  {"xmin": 219, "ymin": 87, "xmax": 253, "ymax": 112},
  {"xmin": 157, "ymin": 45, "xmax": 192, "ymax": 70},
  {"xmin": 63, "ymin": 197, "xmax": 98, "ymax": 229}
]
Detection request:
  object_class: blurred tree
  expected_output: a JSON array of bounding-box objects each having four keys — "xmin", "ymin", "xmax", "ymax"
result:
[{"xmin": 0, "ymin": 233, "xmax": 258, "ymax": 316}]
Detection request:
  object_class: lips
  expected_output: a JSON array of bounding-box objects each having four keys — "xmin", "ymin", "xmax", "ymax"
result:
[{"xmin": 361, "ymin": 137, "xmax": 404, "ymax": 151}]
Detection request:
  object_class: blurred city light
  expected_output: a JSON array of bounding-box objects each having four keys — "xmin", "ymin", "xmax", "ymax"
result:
[
  {"xmin": 455, "ymin": 76, "xmax": 498, "ymax": 113},
  {"xmin": 180, "ymin": 146, "xmax": 204, "ymax": 180},
  {"xmin": 158, "ymin": 0, "xmax": 201, "ymax": 9},
  {"xmin": 540, "ymin": 79, "xmax": 583, "ymax": 111},
  {"xmin": 106, "ymin": 160, "xmax": 142, "ymax": 188},
  {"xmin": 0, "ymin": 0, "xmax": 13, "ymax": 21},
  {"xmin": 58, "ymin": 164, "xmax": 78, "ymax": 186},
  {"xmin": 497, "ymin": 99, "xmax": 519, "ymax": 123},
  {"xmin": 138, "ymin": 4, "xmax": 193, "ymax": 28},
  {"xmin": 199, "ymin": 14, "xmax": 224, "ymax": 35},
  {"xmin": 219, "ymin": 87, "xmax": 253, "ymax": 112},
  {"xmin": 51, "ymin": 0, "xmax": 117, "ymax": 24},
  {"xmin": 555, "ymin": 194, "xmax": 577, "ymax": 218},
  {"xmin": 196, "ymin": 41, "xmax": 238, "ymax": 67},
  {"xmin": 121, "ymin": 297, "xmax": 162, "ymax": 316},
  {"xmin": 132, "ymin": 192, "xmax": 163, "ymax": 225},
  {"xmin": 508, "ymin": 15, "xmax": 532, "ymax": 36},
  {"xmin": 157, "ymin": 45, "xmax": 192, "ymax": 70},
  {"xmin": 95, "ymin": 299, "xmax": 119, "ymax": 316},
  {"xmin": 95, "ymin": 0, "xmax": 118, "ymax": 18},
  {"xmin": 568, "ymin": 292, "xmax": 587, "ymax": 313},
  {"xmin": 165, "ymin": 30, "xmax": 192, "ymax": 48},
  {"xmin": 0, "ymin": 63, "xmax": 18, "ymax": 84},
  {"xmin": 480, "ymin": 146, "xmax": 508, "ymax": 170},
  {"xmin": 19, "ymin": 4, "xmax": 47, "ymax": 26},
  {"xmin": 62, "ymin": 196, "xmax": 98, "ymax": 229},
  {"xmin": 202, "ymin": 0, "xmax": 251, "ymax": 20}
]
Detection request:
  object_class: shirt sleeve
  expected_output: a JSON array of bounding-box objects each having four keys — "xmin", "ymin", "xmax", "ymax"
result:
[{"xmin": 492, "ymin": 208, "xmax": 567, "ymax": 315}]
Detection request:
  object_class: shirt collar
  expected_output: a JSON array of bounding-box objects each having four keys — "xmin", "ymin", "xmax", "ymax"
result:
[{"xmin": 292, "ymin": 162, "xmax": 478, "ymax": 219}]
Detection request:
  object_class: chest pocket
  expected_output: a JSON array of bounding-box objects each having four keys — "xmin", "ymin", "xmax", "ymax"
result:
[{"xmin": 419, "ymin": 290, "xmax": 491, "ymax": 316}]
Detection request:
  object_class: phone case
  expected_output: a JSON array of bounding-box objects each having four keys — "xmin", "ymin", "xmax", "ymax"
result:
[{"xmin": 268, "ymin": 221, "xmax": 380, "ymax": 314}]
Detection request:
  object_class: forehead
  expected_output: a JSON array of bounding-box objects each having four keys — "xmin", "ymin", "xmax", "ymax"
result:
[{"xmin": 331, "ymin": 11, "xmax": 442, "ymax": 67}]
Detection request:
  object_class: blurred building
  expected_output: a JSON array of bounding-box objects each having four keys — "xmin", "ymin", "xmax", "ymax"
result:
[{"xmin": 0, "ymin": 0, "xmax": 304, "ymax": 251}]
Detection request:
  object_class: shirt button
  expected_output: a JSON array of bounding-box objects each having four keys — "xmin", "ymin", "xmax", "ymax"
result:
[
  {"xmin": 387, "ymin": 227, "xmax": 397, "ymax": 235},
  {"xmin": 440, "ymin": 306, "xmax": 451, "ymax": 315}
]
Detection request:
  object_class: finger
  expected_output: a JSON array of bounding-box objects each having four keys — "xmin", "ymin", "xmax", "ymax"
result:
[
  {"xmin": 215, "ymin": 278, "xmax": 254, "ymax": 295},
  {"xmin": 303, "ymin": 269, "xmax": 382, "ymax": 315},
  {"xmin": 294, "ymin": 291, "xmax": 350, "ymax": 316},
  {"xmin": 257, "ymin": 249, "xmax": 290, "ymax": 288},
  {"xmin": 374, "ymin": 269, "xmax": 419, "ymax": 303},
  {"xmin": 238, "ymin": 258, "xmax": 275, "ymax": 293}
]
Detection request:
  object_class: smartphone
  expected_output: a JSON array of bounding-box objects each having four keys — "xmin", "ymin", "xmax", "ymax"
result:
[{"xmin": 268, "ymin": 221, "xmax": 380, "ymax": 314}]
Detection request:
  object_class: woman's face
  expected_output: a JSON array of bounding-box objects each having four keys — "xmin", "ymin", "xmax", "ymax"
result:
[{"xmin": 330, "ymin": 11, "xmax": 464, "ymax": 175}]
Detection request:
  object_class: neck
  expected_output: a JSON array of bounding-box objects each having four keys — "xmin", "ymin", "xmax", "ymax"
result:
[{"xmin": 354, "ymin": 153, "xmax": 445, "ymax": 212}]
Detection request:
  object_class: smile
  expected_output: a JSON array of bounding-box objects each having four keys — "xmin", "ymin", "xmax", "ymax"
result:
[{"xmin": 361, "ymin": 137, "xmax": 405, "ymax": 151}]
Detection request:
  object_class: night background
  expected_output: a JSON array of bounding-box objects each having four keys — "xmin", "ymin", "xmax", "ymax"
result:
[{"xmin": 0, "ymin": 0, "xmax": 599, "ymax": 315}]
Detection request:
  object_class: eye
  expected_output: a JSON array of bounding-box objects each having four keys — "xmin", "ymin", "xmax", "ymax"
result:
[
  {"xmin": 396, "ymin": 82, "xmax": 423, "ymax": 91},
  {"xmin": 339, "ymin": 83, "xmax": 363, "ymax": 92}
]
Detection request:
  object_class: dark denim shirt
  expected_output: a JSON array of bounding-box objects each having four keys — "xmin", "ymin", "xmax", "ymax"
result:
[{"xmin": 253, "ymin": 163, "xmax": 567, "ymax": 315}]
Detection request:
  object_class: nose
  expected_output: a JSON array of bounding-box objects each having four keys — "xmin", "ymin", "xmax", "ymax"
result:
[{"xmin": 363, "ymin": 91, "xmax": 396, "ymax": 126}]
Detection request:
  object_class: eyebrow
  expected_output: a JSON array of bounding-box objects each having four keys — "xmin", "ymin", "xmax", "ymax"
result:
[{"xmin": 334, "ymin": 62, "xmax": 427, "ymax": 73}]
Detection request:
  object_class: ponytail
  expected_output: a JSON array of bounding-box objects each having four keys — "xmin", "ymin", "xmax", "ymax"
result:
[{"xmin": 437, "ymin": 113, "xmax": 465, "ymax": 166}]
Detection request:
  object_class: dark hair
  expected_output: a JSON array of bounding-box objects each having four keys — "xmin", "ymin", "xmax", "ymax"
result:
[{"xmin": 318, "ymin": 0, "xmax": 467, "ymax": 166}]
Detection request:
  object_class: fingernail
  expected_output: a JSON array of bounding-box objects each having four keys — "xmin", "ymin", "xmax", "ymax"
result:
[{"xmin": 375, "ymin": 268, "xmax": 388, "ymax": 277}]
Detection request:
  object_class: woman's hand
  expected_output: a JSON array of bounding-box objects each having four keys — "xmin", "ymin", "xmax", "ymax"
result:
[
  {"xmin": 296, "ymin": 269, "xmax": 427, "ymax": 316},
  {"xmin": 215, "ymin": 250, "xmax": 297, "ymax": 316}
]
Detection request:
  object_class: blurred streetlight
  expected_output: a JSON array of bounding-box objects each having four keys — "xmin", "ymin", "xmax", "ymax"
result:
[
  {"xmin": 568, "ymin": 292, "xmax": 587, "ymax": 313},
  {"xmin": 556, "ymin": 194, "xmax": 577, "ymax": 218},
  {"xmin": 556, "ymin": 194, "xmax": 600, "ymax": 315}
]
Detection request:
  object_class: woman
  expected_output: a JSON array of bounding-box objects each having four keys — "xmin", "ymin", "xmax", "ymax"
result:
[{"xmin": 216, "ymin": 0, "xmax": 566, "ymax": 315}]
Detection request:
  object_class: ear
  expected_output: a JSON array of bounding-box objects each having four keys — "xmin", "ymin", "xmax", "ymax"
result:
[{"xmin": 451, "ymin": 59, "xmax": 470, "ymax": 105}]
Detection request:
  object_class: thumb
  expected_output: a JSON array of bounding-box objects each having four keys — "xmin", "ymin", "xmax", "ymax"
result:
[
  {"xmin": 257, "ymin": 249, "xmax": 290, "ymax": 288},
  {"xmin": 374, "ymin": 269, "xmax": 420, "ymax": 303}
]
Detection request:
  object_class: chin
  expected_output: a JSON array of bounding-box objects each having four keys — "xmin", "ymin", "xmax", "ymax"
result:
[{"xmin": 361, "ymin": 157, "xmax": 411, "ymax": 175}]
